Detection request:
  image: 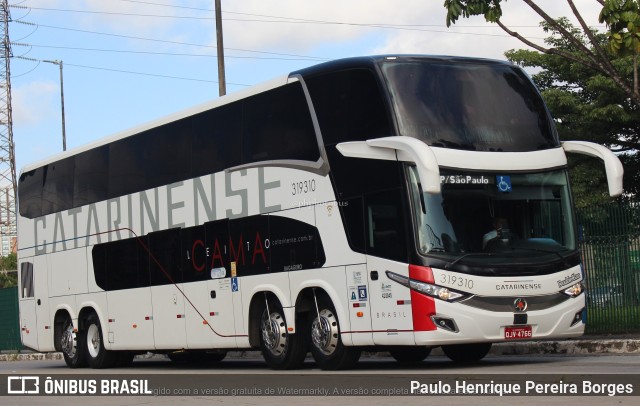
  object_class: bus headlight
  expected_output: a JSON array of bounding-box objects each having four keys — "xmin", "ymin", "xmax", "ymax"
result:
[
  {"xmin": 387, "ymin": 271, "xmax": 467, "ymax": 302},
  {"xmin": 563, "ymin": 282, "xmax": 584, "ymax": 297}
]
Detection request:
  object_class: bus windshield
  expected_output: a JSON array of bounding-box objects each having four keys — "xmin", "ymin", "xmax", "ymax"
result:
[
  {"xmin": 381, "ymin": 60, "xmax": 558, "ymax": 152},
  {"xmin": 407, "ymin": 166, "xmax": 577, "ymax": 266}
]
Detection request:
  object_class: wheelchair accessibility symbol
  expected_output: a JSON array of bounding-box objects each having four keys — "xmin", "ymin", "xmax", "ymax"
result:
[
  {"xmin": 496, "ymin": 176, "xmax": 512, "ymax": 193},
  {"xmin": 231, "ymin": 277, "xmax": 239, "ymax": 292}
]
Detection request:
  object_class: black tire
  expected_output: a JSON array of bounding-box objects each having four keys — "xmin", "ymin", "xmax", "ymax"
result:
[
  {"xmin": 85, "ymin": 314, "xmax": 118, "ymax": 369},
  {"xmin": 259, "ymin": 301, "xmax": 307, "ymax": 370},
  {"xmin": 441, "ymin": 342, "xmax": 492, "ymax": 363},
  {"xmin": 309, "ymin": 297, "xmax": 360, "ymax": 370},
  {"xmin": 60, "ymin": 316, "xmax": 87, "ymax": 368},
  {"xmin": 389, "ymin": 346, "xmax": 431, "ymax": 364}
]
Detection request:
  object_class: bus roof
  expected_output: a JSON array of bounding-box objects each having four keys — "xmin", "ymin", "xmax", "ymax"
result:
[
  {"xmin": 20, "ymin": 54, "xmax": 516, "ymax": 174},
  {"xmin": 20, "ymin": 73, "xmax": 292, "ymax": 174}
]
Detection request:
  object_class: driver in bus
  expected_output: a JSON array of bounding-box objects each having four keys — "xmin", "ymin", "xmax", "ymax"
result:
[{"xmin": 482, "ymin": 217, "xmax": 510, "ymax": 250}]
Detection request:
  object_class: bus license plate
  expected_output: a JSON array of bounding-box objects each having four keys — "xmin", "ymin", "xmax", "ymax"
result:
[{"xmin": 504, "ymin": 326, "xmax": 532, "ymax": 340}]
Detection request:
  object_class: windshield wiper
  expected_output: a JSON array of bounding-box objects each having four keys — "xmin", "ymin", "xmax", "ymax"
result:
[
  {"xmin": 508, "ymin": 245, "xmax": 573, "ymax": 269},
  {"xmin": 445, "ymin": 252, "xmax": 496, "ymax": 269}
]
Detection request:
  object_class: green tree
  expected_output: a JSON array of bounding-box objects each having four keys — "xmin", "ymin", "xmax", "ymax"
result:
[
  {"xmin": 444, "ymin": 0, "xmax": 640, "ymax": 107},
  {"xmin": 503, "ymin": 19, "xmax": 640, "ymax": 205},
  {"xmin": 0, "ymin": 253, "xmax": 17, "ymax": 288}
]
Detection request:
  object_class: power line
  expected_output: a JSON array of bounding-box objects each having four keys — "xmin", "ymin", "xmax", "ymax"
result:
[
  {"xmin": 122, "ymin": 0, "xmax": 588, "ymax": 30},
  {"xmin": 12, "ymin": 20, "xmax": 328, "ymax": 60},
  {"xmin": 10, "ymin": 42, "xmax": 328, "ymax": 61},
  {"xmin": 12, "ymin": 54, "xmax": 252, "ymax": 86},
  {"xmin": 9, "ymin": 4, "xmax": 561, "ymax": 40}
]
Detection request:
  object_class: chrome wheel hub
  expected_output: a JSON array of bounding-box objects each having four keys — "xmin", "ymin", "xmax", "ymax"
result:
[
  {"xmin": 61, "ymin": 322, "xmax": 76, "ymax": 358},
  {"xmin": 261, "ymin": 311, "xmax": 287, "ymax": 356},
  {"xmin": 311, "ymin": 309, "xmax": 339, "ymax": 355},
  {"xmin": 87, "ymin": 324, "xmax": 100, "ymax": 358}
]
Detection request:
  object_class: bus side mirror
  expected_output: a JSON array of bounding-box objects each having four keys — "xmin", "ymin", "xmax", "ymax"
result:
[
  {"xmin": 561, "ymin": 141, "xmax": 624, "ymax": 197},
  {"xmin": 336, "ymin": 136, "xmax": 441, "ymax": 194}
]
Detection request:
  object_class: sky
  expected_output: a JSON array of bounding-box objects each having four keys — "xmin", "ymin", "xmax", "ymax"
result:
[{"xmin": 8, "ymin": 0, "xmax": 605, "ymax": 172}]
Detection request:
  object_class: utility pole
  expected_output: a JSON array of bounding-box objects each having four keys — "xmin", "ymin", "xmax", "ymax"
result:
[
  {"xmin": 215, "ymin": 0, "xmax": 226, "ymax": 96},
  {"xmin": 43, "ymin": 59, "xmax": 66, "ymax": 151},
  {"xmin": 0, "ymin": 0, "xmax": 17, "ymax": 256}
]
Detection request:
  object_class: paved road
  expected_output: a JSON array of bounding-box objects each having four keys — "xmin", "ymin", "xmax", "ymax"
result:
[{"xmin": 1, "ymin": 354, "xmax": 639, "ymax": 405}]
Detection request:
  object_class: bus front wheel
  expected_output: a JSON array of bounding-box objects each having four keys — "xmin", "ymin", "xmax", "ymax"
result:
[
  {"xmin": 85, "ymin": 314, "xmax": 117, "ymax": 369},
  {"xmin": 259, "ymin": 302, "xmax": 307, "ymax": 370},
  {"xmin": 309, "ymin": 298, "xmax": 360, "ymax": 370},
  {"xmin": 441, "ymin": 342, "xmax": 492, "ymax": 363}
]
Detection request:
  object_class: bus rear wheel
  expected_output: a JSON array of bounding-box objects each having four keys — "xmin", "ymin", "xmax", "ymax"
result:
[
  {"xmin": 85, "ymin": 314, "xmax": 118, "ymax": 369},
  {"xmin": 259, "ymin": 302, "xmax": 307, "ymax": 370},
  {"xmin": 441, "ymin": 342, "xmax": 492, "ymax": 363},
  {"xmin": 309, "ymin": 298, "xmax": 360, "ymax": 370},
  {"xmin": 61, "ymin": 316, "xmax": 87, "ymax": 368}
]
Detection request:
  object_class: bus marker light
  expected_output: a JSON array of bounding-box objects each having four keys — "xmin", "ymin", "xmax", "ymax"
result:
[
  {"xmin": 132, "ymin": 324, "xmax": 137, "ymax": 329},
  {"xmin": 288, "ymin": 327, "xmax": 294, "ymax": 332},
  {"xmin": 108, "ymin": 319, "xmax": 115, "ymax": 323},
  {"xmin": 210, "ymin": 312, "xmax": 216, "ymax": 316},
  {"xmin": 356, "ymin": 312, "xmax": 364, "ymax": 317},
  {"xmin": 202, "ymin": 320, "xmax": 208, "ymax": 325}
]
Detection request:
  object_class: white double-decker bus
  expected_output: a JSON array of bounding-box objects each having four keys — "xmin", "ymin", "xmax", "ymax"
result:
[{"xmin": 17, "ymin": 55, "xmax": 623, "ymax": 370}]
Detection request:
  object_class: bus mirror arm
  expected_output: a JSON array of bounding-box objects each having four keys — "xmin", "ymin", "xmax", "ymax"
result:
[
  {"xmin": 336, "ymin": 136, "xmax": 441, "ymax": 194},
  {"xmin": 561, "ymin": 141, "xmax": 624, "ymax": 197}
]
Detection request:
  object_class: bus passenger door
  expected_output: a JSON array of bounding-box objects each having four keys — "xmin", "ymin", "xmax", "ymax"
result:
[
  {"xmin": 97, "ymin": 238, "xmax": 155, "ymax": 351},
  {"xmin": 363, "ymin": 189, "xmax": 416, "ymax": 345},
  {"xmin": 183, "ymin": 220, "xmax": 237, "ymax": 349},
  {"xmin": 18, "ymin": 259, "xmax": 38, "ymax": 351},
  {"xmin": 148, "ymin": 229, "xmax": 187, "ymax": 350},
  {"xmin": 367, "ymin": 256, "xmax": 415, "ymax": 345},
  {"xmin": 34, "ymin": 255, "xmax": 53, "ymax": 351}
]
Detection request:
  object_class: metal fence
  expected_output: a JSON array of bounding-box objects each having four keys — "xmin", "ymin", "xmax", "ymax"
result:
[
  {"xmin": 577, "ymin": 200, "xmax": 640, "ymax": 333},
  {"xmin": 0, "ymin": 287, "xmax": 20, "ymax": 351}
]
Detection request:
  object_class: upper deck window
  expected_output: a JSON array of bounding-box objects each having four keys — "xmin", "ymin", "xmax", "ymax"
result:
[{"xmin": 381, "ymin": 60, "xmax": 558, "ymax": 152}]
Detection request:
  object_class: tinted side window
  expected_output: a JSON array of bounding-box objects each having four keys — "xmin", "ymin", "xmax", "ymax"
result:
[
  {"xmin": 108, "ymin": 135, "xmax": 147, "ymax": 198},
  {"xmin": 74, "ymin": 146, "xmax": 108, "ymax": 207},
  {"xmin": 192, "ymin": 102, "xmax": 242, "ymax": 177},
  {"xmin": 101, "ymin": 237, "xmax": 149, "ymax": 291},
  {"xmin": 42, "ymin": 157, "xmax": 75, "ymax": 215},
  {"xmin": 18, "ymin": 169, "xmax": 44, "ymax": 218},
  {"xmin": 146, "ymin": 120, "xmax": 191, "ymax": 187},
  {"xmin": 148, "ymin": 228, "xmax": 182, "ymax": 286},
  {"xmin": 305, "ymin": 69, "xmax": 392, "ymax": 145},
  {"xmin": 243, "ymin": 82, "xmax": 319, "ymax": 163},
  {"xmin": 305, "ymin": 68, "xmax": 407, "ymax": 261},
  {"xmin": 365, "ymin": 190, "xmax": 407, "ymax": 261}
]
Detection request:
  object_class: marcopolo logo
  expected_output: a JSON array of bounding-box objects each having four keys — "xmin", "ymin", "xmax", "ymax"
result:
[{"xmin": 7, "ymin": 376, "xmax": 40, "ymax": 394}]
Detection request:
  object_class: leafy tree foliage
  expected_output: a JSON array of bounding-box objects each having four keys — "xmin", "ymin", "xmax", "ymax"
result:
[
  {"xmin": 0, "ymin": 253, "xmax": 17, "ymax": 288},
  {"xmin": 444, "ymin": 0, "xmax": 640, "ymax": 106},
  {"xmin": 504, "ymin": 19, "xmax": 640, "ymax": 205}
]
